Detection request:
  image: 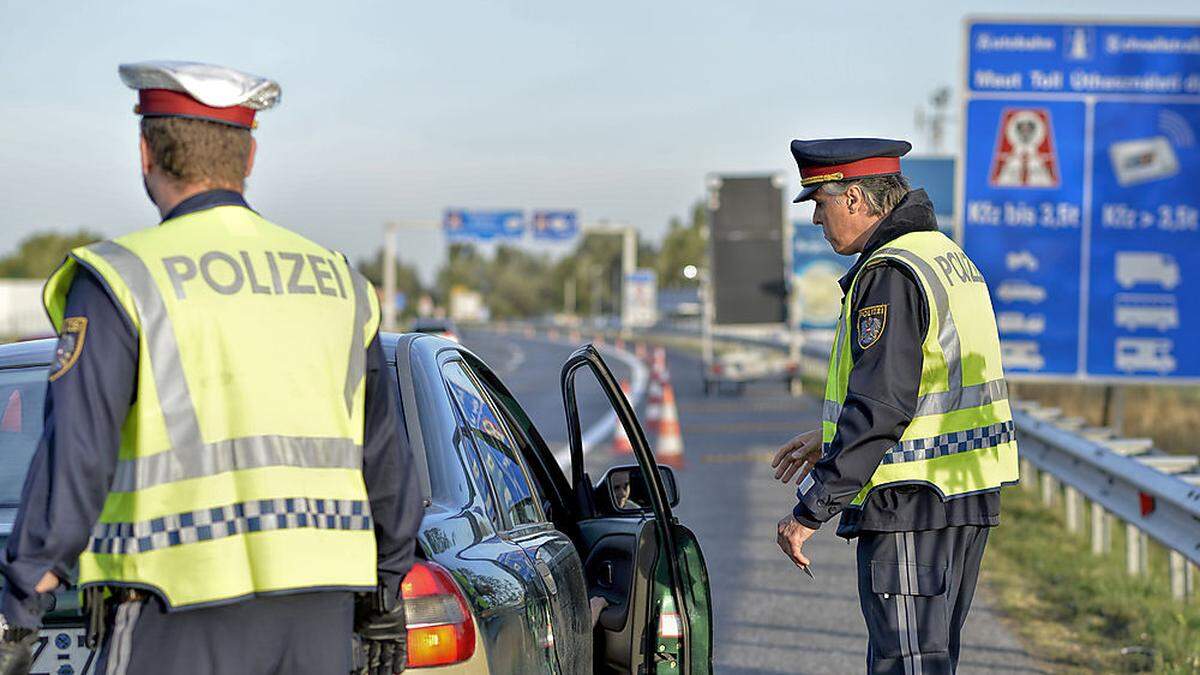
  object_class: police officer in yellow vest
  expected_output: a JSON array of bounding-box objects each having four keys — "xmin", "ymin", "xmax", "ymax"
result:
[
  {"xmin": 772, "ymin": 139, "xmax": 1018, "ymax": 674},
  {"xmin": 0, "ymin": 62, "xmax": 423, "ymax": 675}
]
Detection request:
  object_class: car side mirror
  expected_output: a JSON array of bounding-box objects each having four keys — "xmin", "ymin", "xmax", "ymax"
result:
[{"xmin": 600, "ymin": 464, "xmax": 680, "ymax": 514}]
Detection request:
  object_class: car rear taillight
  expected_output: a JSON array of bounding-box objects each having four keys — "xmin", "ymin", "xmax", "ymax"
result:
[{"xmin": 403, "ymin": 561, "xmax": 476, "ymax": 667}]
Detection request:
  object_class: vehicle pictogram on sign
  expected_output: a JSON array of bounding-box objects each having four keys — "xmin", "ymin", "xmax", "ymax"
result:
[{"xmin": 989, "ymin": 108, "xmax": 1061, "ymax": 188}]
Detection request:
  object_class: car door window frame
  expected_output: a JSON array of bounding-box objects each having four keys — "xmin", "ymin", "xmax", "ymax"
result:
[
  {"xmin": 440, "ymin": 357, "xmax": 548, "ymax": 536},
  {"xmin": 460, "ymin": 355, "xmax": 577, "ymax": 528}
]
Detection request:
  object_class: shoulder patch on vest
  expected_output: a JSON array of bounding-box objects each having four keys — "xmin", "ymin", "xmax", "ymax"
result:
[
  {"xmin": 856, "ymin": 304, "xmax": 887, "ymax": 350},
  {"xmin": 49, "ymin": 317, "xmax": 88, "ymax": 382}
]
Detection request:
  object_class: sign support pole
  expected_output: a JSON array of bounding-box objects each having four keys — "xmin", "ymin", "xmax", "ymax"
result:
[{"xmin": 383, "ymin": 222, "xmax": 398, "ymax": 332}]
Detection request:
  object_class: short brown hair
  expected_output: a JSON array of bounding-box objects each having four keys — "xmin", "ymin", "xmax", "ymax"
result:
[{"xmin": 140, "ymin": 117, "xmax": 252, "ymax": 188}]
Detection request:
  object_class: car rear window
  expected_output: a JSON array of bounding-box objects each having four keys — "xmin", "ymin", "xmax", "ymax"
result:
[{"xmin": 0, "ymin": 368, "xmax": 47, "ymax": 506}]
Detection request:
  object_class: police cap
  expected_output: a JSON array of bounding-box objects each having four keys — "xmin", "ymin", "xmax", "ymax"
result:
[
  {"xmin": 790, "ymin": 138, "xmax": 911, "ymax": 203},
  {"xmin": 119, "ymin": 61, "xmax": 281, "ymax": 130}
]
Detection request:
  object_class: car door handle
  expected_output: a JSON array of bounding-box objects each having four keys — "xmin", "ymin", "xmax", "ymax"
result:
[
  {"xmin": 597, "ymin": 561, "xmax": 614, "ymax": 587},
  {"xmin": 534, "ymin": 559, "xmax": 558, "ymax": 596}
]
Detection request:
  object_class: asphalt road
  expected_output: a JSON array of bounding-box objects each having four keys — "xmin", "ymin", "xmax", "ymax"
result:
[{"xmin": 462, "ymin": 328, "xmax": 1044, "ymax": 674}]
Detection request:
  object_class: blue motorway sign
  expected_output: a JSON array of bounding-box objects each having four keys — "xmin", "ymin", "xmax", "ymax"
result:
[
  {"xmin": 791, "ymin": 224, "xmax": 850, "ymax": 329},
  {"xmin": 443, "ymin": 209, "xmax": 526, "ymax": 242},
  {"xmin": 530, "ymin": 210, "xmax": 578, "ymax": 241},
  {"xmin": 963, "ymin": 19, "xmax": 1200, "ymax": 381}
]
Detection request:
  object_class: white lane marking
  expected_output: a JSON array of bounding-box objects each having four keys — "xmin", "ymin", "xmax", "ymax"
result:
[
  {"xmin": 542, "ymin": 339, "xmax": 648, "ymax": 467},
  {"xmin": 506, "ymin": 343, "xmax": 526, "ymax": 372}
]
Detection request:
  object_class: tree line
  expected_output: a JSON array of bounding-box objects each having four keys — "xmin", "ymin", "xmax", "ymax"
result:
[{"xmin": 1, "ymin": 202, "xmax": 706, "ymax": 321}]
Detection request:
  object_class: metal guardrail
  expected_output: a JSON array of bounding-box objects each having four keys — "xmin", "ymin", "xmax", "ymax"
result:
[
  {"xmin": 1014, "ymin": 403, "xmax": 1200, "ymax": 599},
  {"xmin": 640, "ymin": 323, "xmax": 1200, "ymax": 601}
]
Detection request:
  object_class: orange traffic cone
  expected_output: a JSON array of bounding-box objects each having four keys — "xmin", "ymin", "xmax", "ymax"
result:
[
  {"xmin": 612, "ymin": 380, "xmax": 634, "ymax": 455},
  {"xmin": 644, "ymin": 367, "xmax": 664, "ymax": 437},
  {"xmin": 652, "ymin": 347, "xmax": 670, "ymax": 384},
  {"xmin": 655, "ymin": 377, "xmax": 684, "ymax": 468},
  {"xmin": 614, "ymin": 337, "xmax": 626, "ymax": 352},
  {"xmin": 635, "ymin": 343, "xmax": 648, "ymax": 363},
  {"xmin": 1, "ymin": 390, "xmax": 21, "ymax": 432},
  {"xmin": 595, "ymin": 334, "xmax": 606, "ymax": 347},
  {"xmin": 570, "ymin": 330, "xmax": 582, "ymax": 344}
]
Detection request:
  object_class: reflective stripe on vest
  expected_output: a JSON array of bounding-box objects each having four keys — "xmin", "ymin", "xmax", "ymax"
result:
[
  {"xmin": 83, "ymin": 241, "xmax": 368, "ymax": 493},
  {"xmin": 44, "ymin": 207, "xmax": 380, "ymax": 608},
  {"xmin": 821, "ymin": 230, "xmax": 1019, "ymax": 506},
  {"xmin": 89, "ymin": 497, "xmax": 372, "ymax": 555}
]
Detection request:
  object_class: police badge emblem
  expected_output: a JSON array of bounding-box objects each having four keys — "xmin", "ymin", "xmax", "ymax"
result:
[
  {"xmin": 49, "ymin": 317, "xmax": 88, "ymax": 382},
  {"xmin": 856, "ymin": 304, "xmax": 887, "ymax": 350}
]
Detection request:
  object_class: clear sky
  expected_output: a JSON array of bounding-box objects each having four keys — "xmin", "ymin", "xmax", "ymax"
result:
[{"xmin": 2, "ymin": 1, "xmax": 1196, "ymax": 281}]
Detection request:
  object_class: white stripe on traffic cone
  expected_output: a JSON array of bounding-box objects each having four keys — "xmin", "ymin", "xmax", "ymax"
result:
[
  {"xmin": 644, "ymin": 367, "xmax": 664, "ymax": 437},
  {"xmin": 652, "ymin": 347, "xmax": 670, "ymax": 384},
  {"xmin": 655, "ymin": 373, "xmax": 684, "ymax": 469}
]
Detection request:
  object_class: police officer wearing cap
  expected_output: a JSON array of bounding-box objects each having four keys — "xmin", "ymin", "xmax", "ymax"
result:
[
  {"xmin": 0, "ymin": 61, "xmax": 422, "ymax": 675},
  {"xmin": 771, "ymin": 139, "xmax": 1019, "ymax": 674}
]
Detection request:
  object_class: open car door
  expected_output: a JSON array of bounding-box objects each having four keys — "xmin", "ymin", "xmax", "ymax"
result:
[{"xmin": 561, "ymin": 345, "xmax": 712, "ymax": 674}]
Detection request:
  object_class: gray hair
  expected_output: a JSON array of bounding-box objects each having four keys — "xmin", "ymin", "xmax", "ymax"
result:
[{"xmin": 819, "ymin": 174, "xmax": 910, "ymax": 217}]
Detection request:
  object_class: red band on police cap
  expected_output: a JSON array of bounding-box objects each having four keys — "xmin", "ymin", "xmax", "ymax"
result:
[
  {"xmin": 799, "ymin": 156, "xmax": 901, "ymax": 184},
  {"xmin": 137, "ymin": 89, "xmax": 256, "ymax": 129}
]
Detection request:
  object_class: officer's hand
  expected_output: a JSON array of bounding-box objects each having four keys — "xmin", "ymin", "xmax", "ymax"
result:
[
  {"xmin": 34, "ymin": 572, "xmax": 59, "ymax": 594},
  {"xmin": 771, "ymin": 429, "xmax": 821, "ymax": 484},
  {"xmin": 0, "ymin": 624, "xmax": 37, "ymax": 675},
  {"xmin": 355, "ymin": 595, "xmax": 407, "ymax": 674},
  {"xmin": 776, "ymin": 514, "xmax": 816, "ymax": 568}
]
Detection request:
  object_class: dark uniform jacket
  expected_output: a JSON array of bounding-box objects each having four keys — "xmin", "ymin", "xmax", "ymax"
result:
[
  {"xmin": 0, "ymin": 191, "xmax": 424, "ymax": 629},
  {"xmin": 793, "ymin": 189, "xmax": 1001, "ymax": 538}
]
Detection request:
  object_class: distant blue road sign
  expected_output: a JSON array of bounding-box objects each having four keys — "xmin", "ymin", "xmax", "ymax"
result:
[
  {"xmin": 531, "ymin": 211, "xmax": 578, "ymax": 240},
  {"xmin": 963, "ymin": 19, "xmax": 1200, "ymax": 381},
  {"xmin": 791, "ymin": 224, "xmax": 850, "ymax": 329},
  {"xmin": 443, "ymin": 209, "xmax": 526, "ymax": 242}
]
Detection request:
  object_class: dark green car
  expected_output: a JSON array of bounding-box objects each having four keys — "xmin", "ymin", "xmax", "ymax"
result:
[{"xmin": 0, "ymin": 334, "xmax": 712, "ymax": 673}]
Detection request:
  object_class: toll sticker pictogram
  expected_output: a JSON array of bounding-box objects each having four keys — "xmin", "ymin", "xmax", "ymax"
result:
[{"xmin": 988, "ymin": 108, "xmax": 1061, "ymax": 188}]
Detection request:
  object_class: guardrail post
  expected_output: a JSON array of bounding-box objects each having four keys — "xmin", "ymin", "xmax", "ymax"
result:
[
  {"xmin": 1090, "ymin": 502, "xmax": 1111, "ymax": 554},
  {"xmin": 1040, "ymin": 472, "xmax": 1057, "ymax": 508},
  {"xmin": 1188, "ymin": 562, "xmax": 1197, "ymax": 600},
  {"xmin": 1125, "ymin": 523, "xmax": 1145, "ymax": 577},
  {"xmin": 1020, "ymin": 458, "xmax": 1036, "ymax": 494},
  {"xmin": 1170, "ymin": 551, "xmax": 1187, "ymax": 601},
  {"xmin": 1064, "ymin": 485, "xmax": 1081, "ymax": 533}
]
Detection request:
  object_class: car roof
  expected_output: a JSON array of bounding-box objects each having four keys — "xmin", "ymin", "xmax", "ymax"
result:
[{"xmin": 0, "ymin": 339, "xmax": 55, "ymax": 369}]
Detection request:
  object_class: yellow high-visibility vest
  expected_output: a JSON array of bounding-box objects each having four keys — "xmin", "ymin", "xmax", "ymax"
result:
[
  {"xmin": 823, "ymin": 230, "xmax": 1019, "ymax": 507},
  {"xmin": 43, "ymin": 203, "xmax": 380, "ymax": 609}
]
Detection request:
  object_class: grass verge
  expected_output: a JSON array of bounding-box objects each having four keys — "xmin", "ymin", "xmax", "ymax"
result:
[
  {"xmin": 1016, "ymin": 382, "xmax": 1200, "ymax": 456},
  {"xmin": 984, "ymin": 486, "xmax": 1200, "ymax": 673}
]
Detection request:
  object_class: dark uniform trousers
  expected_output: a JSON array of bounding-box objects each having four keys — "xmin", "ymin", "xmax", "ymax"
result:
[
  {"xmin": 856, "ymin": 525, "xmax": 989, "ymax": 675},
  {"xmin": 94, "ymin": 591, "xmax": 355, "ymax": 675}
]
